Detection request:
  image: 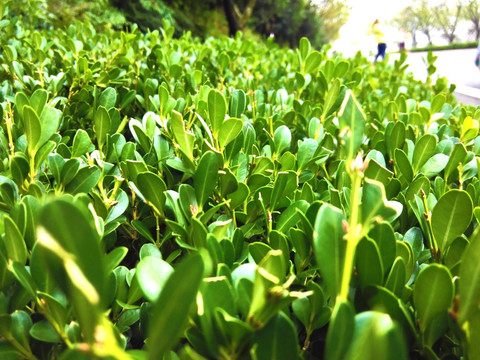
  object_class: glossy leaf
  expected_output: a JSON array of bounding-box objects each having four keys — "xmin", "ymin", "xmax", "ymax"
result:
[
  {"xmin": 208, "ymin": 89, "xmax": 227, "ymax": 136},
  {"xmin": 3, "ymin": 215, "xmax": 27, "ymax": 265},
  {"xmin": 94, "ymin": 105, "xmax": 111, "ymax": 149},
  {"xmin": 194, "ymin": 151, "xmax": 218, "ymax": 211},
  {"xmin": 136, "ymin": 257, "xmax": 173, "ymax": 302},
  {"xmin": 273, "ymin": 125, "xmax": 291, "ymax": 155},
  {"xmin": 136, "ymin": 172, "xmax": 167, "ymax": 216},
  {"xmin": 412, "ymin": 134, "xmax": 437, "ymax": 172},
  {"xmin": 325, "ymin": 301, "xmax": 355, "ymax": 360},
  {"xmin": 252, "ymin": 312, "xmax": 299, "ymax": 360},
  {"xmin": 72, "ymin": 129, "xmax": 95, "ymax": 157},
  {"xmin": 345, "ymin": 311, "xmax": 407, "ymax": 360},
  {"xmin": 458, "ymin": 230, "xmax": 480, "ymax": 326},
  {"xmin": 338, "ymin": 90, "xmax": 366, "ymax": 161},
  {"xmin": 64, "ymin": 166, "xmax": 101, "ymax": 195},
  {"xmin": 413, "ymin": 264, "xmax": 453, "ymax": 340},
  {"xmin": 23, "ymin": 105, "xmax": 41, "ymax": 155},
  {"xmin": 431, "ymin": 190, "xmax": 473, "ymax": 255},
  {"xmin": 313, "ymin": 204, "xmax": 346, "ymax": 299},
  {"xmin": 218, "ymin": 117, "xmax": 243, "ymax": 149},
  {"xmin": 148, "ymin": 254, "xmax": 204, "ymax": 360}
]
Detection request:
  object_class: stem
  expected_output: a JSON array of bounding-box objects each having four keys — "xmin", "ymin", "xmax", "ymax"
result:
[
  {"xmin": 258, "ymin": 192, "xmax": 270, "ymax": 242},
  {"xmin": 155, "ymin": 214, "xmax": 161, "ymax": 247},
  {"xmin": 29, "ymin": 152, "xmax": 37, "ymax": 184},
  {"xmin": 5, "ymin": 101, "xmax": 15, "ymax": 159},
  {"xmin": 421, "ymin": 190, "xmax": 439, "ymax": 262},
  {"xmin": 250, "ymin": 92, "xmax": 256, "ymax": 123},
  {"xmin": 338, "ymin": 160, "xmax": 363, "ymax": 302},
  {"xmin": 4, "ymin": 334, "xmax": 38, "ymax": 360}
]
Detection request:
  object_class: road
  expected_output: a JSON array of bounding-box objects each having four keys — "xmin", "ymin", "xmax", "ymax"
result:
[{"xmin": 389, "ymin": 49, "xmax": 480, "ymax": 106}]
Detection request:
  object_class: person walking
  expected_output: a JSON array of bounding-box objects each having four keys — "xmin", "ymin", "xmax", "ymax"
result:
[{"xmin": 372, "ymin": 19, "xmax": 387, "ymax": 62}]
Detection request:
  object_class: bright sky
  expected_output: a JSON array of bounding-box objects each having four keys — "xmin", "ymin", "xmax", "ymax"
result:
[{"xmin": 333, "ymin": 0, "xmax": 413, "ymax": 56}]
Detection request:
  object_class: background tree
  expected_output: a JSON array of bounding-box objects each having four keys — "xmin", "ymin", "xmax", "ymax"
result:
[
  {"xmin": 462, "ymin": 0, "xmax": 480, "ymax": 40},
  {"xmin": 316, "ymin": 0, "xmax": 349, "ymax": 43},
  {"xmin": 222, "ymin": 0, "xmax": 256, "ymax": 35},
  {"xmin": 251, "ymin": 0, "xmax": 347, "ymax": 47},
  {"xmin": 391, "ymin": 5, "xmax": 418, "ymax": 48},
  {"xmin": 412, "ymin": 0, "xmax": 436, "ymax": 45},
  {"xmin": 434, "ymin": 0, "xmax": 463, "ymax": 44}
]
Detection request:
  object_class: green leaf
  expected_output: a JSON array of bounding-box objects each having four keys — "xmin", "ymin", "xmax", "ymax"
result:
[
  {"xmin": 252, "ymin": 312, "xmax": 299, "ymax": 360},
  {"xmin": 384, "ymin": 257, "xmax": 406, "ymax": 297},
  {"xmin": 273, "ymin": 125, "xmax": 291, "ymax": 155},
  {"xmin": 72, "ymin": 129, "xmax": 95, "ymax": 157},
  {"xmin": 229, "ymin": 89, "xmax": 246, "ymax": 118},
  {"xmin": 227, "ymin": 182, "xmax": 249, "ymax": 209},
  {"xmin": 345, "ymin": 311, "xmax": 407, "ymax": 360},
  {"xmin": 3, "ymin": 215, "xmax": 28, "ymax": 265},
  {"xmin": 322, "ymin": 78, "xmax": 341, "ymax": 119},
  {"xmin": 136, "ymin": 257, "xmax": 173, "ymax": 302},
  {"xmin": 413, "ymin": 264, "xmax": 453, "ymax": 338},
  {"xmin": 136, "ymin": 172, "xmax": 167, "ymax": 217},
  {"xmin": 297, "ymin": 138, "xmax": 318, "ymax": 171},
  {"xmin": 148, "ymin": 254, "xmax": 204, "ymax": 360},
  {"xmin": 364, "ymin": 159, "xmax": 393, "ymax": 189},
  {"xmin": 194, "ymin": 151, "xmax": 218, "ymax": 211},
  {"xmin": 444, "ymin": 142, "xmax": 467, "ymax": 182},
  {"xmin": 361, "ymin": 179, "xmax": 402, "ymax": 226},
  {"xmin": 99, "ymin": 87, "xmax": 117, "ymax": 109},
  {"xmin": 419, "ymin": 153, "xmax": 449, "ymax": 178},
  {"xmin": 338, "ymin": 90, "xmax": 366, "ymax": 161},
  {"xmin": 431, "ymin": 190, "xmax": 473, "ymax": 255},
  {"xmin": 218, "ymin": 118, "xmax": 243, "ymax": 149},
  {"xmin": 30, "ymin": 320, "xmax": 61, "ymax": 343},
  {"xmin": 60, "ymin": 159, "xmax": 81, "ymax": 187},
  {"xmin": 304, "ymin": 51, "xmax": 322, "ymax": 73},
  {"xmin": 412, "ymin": 134, "xmax": 437, "ymax": 172},
  {"xmin": 34, "ymin": 140, "xmax": 56, "ymax": 172},
  {"xmin": 38, "ymin": 106, "xmax": 61, "ymax": 151},
  {"xmin": 276, "ymin": 200, "xmax": 309, "ymax": 233},
  {"xmin": 208, "ymin": 89, "xmax": 227, "ymax": 136},
  {"xmin": 8, "ymin": 265, "xmax": 35, "ymax": 308},
  {"xmin": 10, "ymin": 311, "xmax": 32, "ymax": 351},
  {"xmin": 299, "ymin": 37, "xmax": 311, "ymax": 61},
  {"xmin": 394, "ymin": 148, "xmax": 413, "ymax": 186},
  {"xmin": 170, "ymin": 110, "xmax": 195, "ymax": 161},
  {"xmin": 388, "ymin": 121, "xmax": 405, "ymax": 158},
  {"xmin": 356, "ymin": 238, "xmax": 384, "ymax": 289},
  {"xmin": 325, "ymin": 301, "xmax": 355, "ymax": 360},
  {"xmin": 94, "ymin": 105, "xmax": 111, "ymax": 149},
  {"xmin": 458, "ymin": 230, "xmax": 480, "ymax": 325},
  {"xmin": 30, "ymin": 88, "xmax": 48, "ymax": 116},
  {"xmin": 270, "ymin": 171, "xmax": 296, "ymax": 211},
  {"xmin": 37, "ymin": 199, "xmax": 105, "ymax": 297},
  {"xmin": 430, "ymin": 93, "xmax": 446, "ymax": 114},
  {"xmin": 313, "ymin": 204, "xmax": 346, "ymax": 299},
  {"xmin": 23, "ymin": 105, "xmax": 41, "ymax": 156},
  {"xmin": 64, "ymin": 166, "xmax": 101, "ymax": 195}
]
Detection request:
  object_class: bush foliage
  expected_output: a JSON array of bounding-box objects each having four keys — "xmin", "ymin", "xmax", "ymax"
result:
[{"xmin": 0, "ymin": 4, "xmax": 480, "ymax": 360}]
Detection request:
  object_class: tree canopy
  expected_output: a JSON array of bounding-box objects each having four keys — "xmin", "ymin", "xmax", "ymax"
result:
[{"xmin": 10, "ymin": 0, "xmax": 349, "ymax": 48}]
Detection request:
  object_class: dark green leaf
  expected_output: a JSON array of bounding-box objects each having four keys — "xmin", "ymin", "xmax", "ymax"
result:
[
  {"xmin": 194, "ymin": 151, "xmax": 218, "ymax": 211},
  {"xmin": 431, "ymin": 190, "xmax": 473, "ymax": 255},
  {"xmin": 148, "ymin": 254, "xmax": 204, "ymax": 360}
]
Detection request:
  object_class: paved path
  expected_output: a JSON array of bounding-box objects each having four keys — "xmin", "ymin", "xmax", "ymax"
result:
[{"xmin": 389, "ymin": 49, "xmax": 480, "ymax": 106}]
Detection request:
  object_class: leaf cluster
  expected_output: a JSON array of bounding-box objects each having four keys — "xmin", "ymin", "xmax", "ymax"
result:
[{"xmin": 0, "ymin": 8, "xmax": 479, "ymax": 360}]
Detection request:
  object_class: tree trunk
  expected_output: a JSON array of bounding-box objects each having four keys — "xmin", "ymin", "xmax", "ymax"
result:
[
  {"xmin": 223, "ymin": 0, "xmax": 240, "ymax": 36},
  {"xmin": 222, "ymin": 0, "xmax": 256, "ymax": 36}
]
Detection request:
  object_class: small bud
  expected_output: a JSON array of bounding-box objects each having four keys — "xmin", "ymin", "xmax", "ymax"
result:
[{"xmin": 350, "ymin": 153, "xmax": 365, "ymax": 173}]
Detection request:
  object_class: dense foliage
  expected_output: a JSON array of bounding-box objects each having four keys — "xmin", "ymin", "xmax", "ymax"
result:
[
  {"xmin": 4, "ymin": 0, "xmax": 347, "ymax": 48},
  {"xmin": 1, "ymin": 4, "xmax": 480, "ymax": 360}
]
